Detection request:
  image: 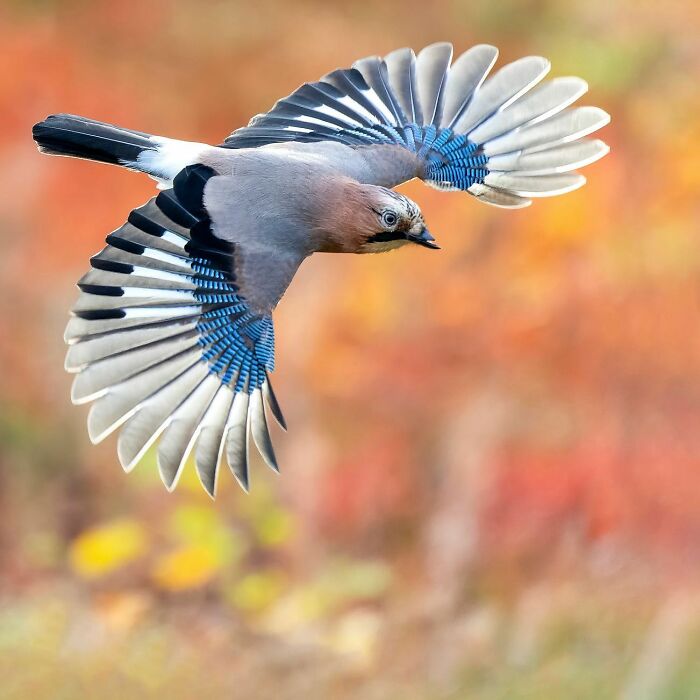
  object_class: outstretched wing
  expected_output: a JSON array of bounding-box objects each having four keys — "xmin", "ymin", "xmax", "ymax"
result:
[
  {"xmin": 223, "ymin": 43, "xmax": 610, "ymax": 208},
  {"xmin": 65, "ymin": 165, "xmax": 302, "ymax": 496}
]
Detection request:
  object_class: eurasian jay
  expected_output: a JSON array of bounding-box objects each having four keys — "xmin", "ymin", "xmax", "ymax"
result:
[{"xmin": 32, "ymin": 43, "xmax": 610, "ymax": 496}]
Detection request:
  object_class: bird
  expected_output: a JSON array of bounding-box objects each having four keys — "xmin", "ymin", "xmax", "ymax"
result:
[{"xmin": 32, "ymin": 42, "xmax": 610, "ymax": 497}]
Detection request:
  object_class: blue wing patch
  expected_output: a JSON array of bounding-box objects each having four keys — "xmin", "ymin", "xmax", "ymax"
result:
[
  {"xmin": 221, "ymin": 45, "xmax": 608, "ymax": 204},
  {"xmin": 222, "ymin": 62, "xmax": 489, "ymax": 192},
  {"xmin": 64, "ymin": 165, "xmax": 284, "ymax": 495}
]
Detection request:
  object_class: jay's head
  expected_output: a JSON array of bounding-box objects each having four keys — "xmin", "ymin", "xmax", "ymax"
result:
[
  {"xmin": 312, "ymin": 181, "xmax": 438, "ymax": 254},
  {"xmin": 358, "ymin": 187, "xmax": 438, "ymax": 254}
]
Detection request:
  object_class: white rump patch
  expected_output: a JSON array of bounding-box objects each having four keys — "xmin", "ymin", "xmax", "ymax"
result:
[{"xmin": 132, "ymin": 136, "xmax": 208, "ymax": 185}]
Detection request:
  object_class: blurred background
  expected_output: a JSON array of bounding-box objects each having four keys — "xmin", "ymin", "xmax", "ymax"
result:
[{"xmin": 1, "ymin": 0, "xmax": 700, "ymax": 697}]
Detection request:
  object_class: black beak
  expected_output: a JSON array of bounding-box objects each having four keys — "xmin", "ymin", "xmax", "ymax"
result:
[{"xmin": 408, "ymin": 228, "xmax": 440, "ymax": 250}]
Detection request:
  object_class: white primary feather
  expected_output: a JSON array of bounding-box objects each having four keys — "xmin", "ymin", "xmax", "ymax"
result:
[
  {"xmin": 77, "ymin": 267, "xmax": 196, "ymax": 292},
  {"xmin": 135, "ymin": 247, "xmax": 193, "ymax": 268},
  {"xmin": 225, "ymin": 392, "xmax": 250, "ymax": 490},
  {"xmin": 383, "ymin": 47, "xmax": 419, "ymax": 123},
  {"xmin": 468, "ymin": 183, "xmax": 532, "ymax": 208},
  {"xmin": 249, "ymin": 388, "xmax": 278, "ymax": 472},
  {"xmin": 116, "ymin": 361, "xmax": 209, "ymax": 473},
  {"xmin": 64, "ymin": 306, "xmax": 200, "ymax": 342},
  {"xmin": 71, "ymin": 333, "xmax": 198, "ymax": 403},
  {"xmin": 484, "ymin": 172, "xmax": 586, "ymax": 197},
  {"xmin": 328, "ymin": 92, "xmax": 379, "ymax": 125},
  {"xmin": 195, "ymin": 385, "xmax": 235, "ymax": 495},
  {"xmin": 440, "ymin": 44, "xmax": 499, "ymax": 128},
  {"xmin": 88, "ymin": 245, "xmax": 192, "ymax": 277},
  {"xmin": 72, "ymin": 290, "xmax": 196, "ymax": 314},
  {"xmin": 313, "ymin": 101, "xmax": 362, "ymax": 126},
  {"xmin": 469, "ymin": 77, "xmax": 588, "ymax": 144},
  {"xmin": 452, "ymin": 56, "xmax": 551, "ymax": 135},
  {"xmin": 121, "ymin": 305, "xmax": 201, "ymax": 319},
  {"xmin": 156, "ymin": 374, "xmax": 222, "ymax": 490},
  {"xmin": 86, "ymin": 349, "xmax": 201, "ymax": 443},
  {"xmin": 487, "ymin": 139, "xmax": 609, "ymax": 175},
  {"xmin": 483, "ymin": 106, "xmax": 610, "ymax": 156},
  {"xmin": 65, "ymin": 320, "xmax": 198, "ymax": 372},
  {"xmin": 415, "ymin": 42, "xmax": 453, "ymax": 125}
]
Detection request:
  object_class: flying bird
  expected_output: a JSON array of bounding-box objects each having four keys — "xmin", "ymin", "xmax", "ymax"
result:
[{"xmin": 32, "ymin": 43, "xmax": 610, "ymax": 496}]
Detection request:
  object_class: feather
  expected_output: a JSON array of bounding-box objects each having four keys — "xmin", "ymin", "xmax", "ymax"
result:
[
  {"xmin": 77, "ymin": 266, "xmax": 197, "ymax": 293},
  {"xmin": 298, "ymin": 82, "xmax": 376, "ymax": 126},
  {"xmin": 383, "ymin": 47, "xmax": 420, "ymax": 123},
  {"xmin": 109, "ymin": 222, "xmax": 189, "ymax": 258},
  {"xmin": 64, "ymin": 307, "xmax": 201, "ymax": 343},
  {"xmin": 467, "ymin": 183, "xmax": 532, "ymax": 208},
  {"xmin": 65, "ymin": 319, "xmax": 198, "ymax": 372},
  {"xmin": 483, "ymin": 106, "xmax": 611, "ymax": 156},
  {"xmin": 415, "ymin": 42, "xmax": 453, "ymax": 125},
  {"xmin": 59, "ymin": 163, "xmax": 287, "ymax": 495},
  {"xmin": 116, "ymin": 362, "xmax": 209, "ymax": 474},
  {"xmin": 453, "ymin": 56, "xmax": 550, "ymax": 135},
  {"xmin": 441, "ymin": 44, "xmax": 499, "ymax": 128},
  {"xmin": 155, "ymin": 189, "xmax": 199, "ymax": 229},
  {"xmin": 254, "ymin": 82, "xmax": 373, "ymax": 133},
  {"xmin": 73, "ymin": 287, "xmax": 196, "ymax": 313},
  {"xmin": 321, "ymin": 69, "xmax": 391, "ymax": 125},
  {"xmin": 104, "ymin": 234, "xmax": 193, "ymax": 271},
  {"xmin": 250, "ymin": 388, "xmax": 278, "ymax": 472},
  {"xmin": 262, "ymin": 375, "xmax": 286, "ymax": 431},
  {"xmin": 483, "ymin": 172, "xmax": 586, "ymax": 197},
  {"xmin": 265, "ymin": 99, "xmax": 359, "ymax": 131},
  {"xmin": 135, "ymin": 136, "xmax": 206, "ymax": 182},
  {"xmin": 128, "ymin": 209, "xmax": 190, "ymax": 245},
  {"xmin": 70, "ymin": 333, "xmax": 199, "ymax": 404},
  {"xmin": 225, "ymin": 391, "xmax": 250, "ymax": 491},
  {"xmin": 32, "ymin": 114, "xmax": 205, "ymax": 183},
  {"xmin": 469, "ymin": 77, "xmax": 588, "ymax": 144},
  {"xmin": 226, "ymin": 127, "xmax": 351, "ymax": 148},
  {"xmin": 90, "ymin": 245, "xmax": 197, "ymax": 279},
  {"xmin": 195, "ymin": 386, "xmax": 235, "ymax": 496},
  {"xmin": 32, "ymin": 113, "xmax": 154, "ymax": 166},
  {"xmin": 247, "ymin": 115, "xmax": 346, "ymax": 138},
  {"xmin": 487, "ymin": 139, "xmax": 609, "ymax": 175},
  {"xmin": 157, "ymin": 374, "xmax": 221, "ymax": 490},
  {"xmin": 86, "ymin": 350, "xmax": 201, "ymax": 443},
  {"xmin": 352, "ymin": 56, "xmax": 406, "ymax": 125}
]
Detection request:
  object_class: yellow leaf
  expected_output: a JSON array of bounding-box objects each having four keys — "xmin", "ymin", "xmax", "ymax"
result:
[
  {"xmin": 168, "ymin": 504, "xmax": 245, "ymax": 566},
  {"xmin": 227, "ymin": 571, "xmax": 286, "ymax": 613},
  {"xmin": 69, "ymin": 519, "xmax": 147, "ymax": 579},
  {"xmin": 151, "ymin": 544, "xmax": 220, "ymax": 591},
  {"xmin": 253, "ymin": 507, "xmax": 296, "ymax": 548},
  {"xmin": 169, "ymin": 504, "xmax": 224, "ymax": 542}
]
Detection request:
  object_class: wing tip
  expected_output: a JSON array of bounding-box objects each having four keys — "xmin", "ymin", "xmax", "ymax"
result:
[{"xmin": 233, "ymin": 471, "xmax": 250, "ymax": 493}]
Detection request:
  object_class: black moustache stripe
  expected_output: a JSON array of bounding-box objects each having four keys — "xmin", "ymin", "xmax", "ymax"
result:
[{"xmin": 367, "ymin": 231, "xmax": 406, "ymax": 243}]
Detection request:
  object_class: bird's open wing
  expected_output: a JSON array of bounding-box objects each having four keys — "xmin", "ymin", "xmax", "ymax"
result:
[
  {"xmin": 223, "ymin": 43, "xmax": 610, "ymax": 208},
  {"xmin": 65, "ymin": 165, "xmax": 303, "ymax": 496}
]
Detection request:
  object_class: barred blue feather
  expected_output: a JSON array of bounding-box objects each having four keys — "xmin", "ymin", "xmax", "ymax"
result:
[
  {"xmin": 223, "ymin": 43, "xmax": 610, "ymax": 207},
  {"xmin": 64, "ymin": 165, "xmax": 283, "ymax": 495},
  {"xmin": 226, "ymin": 76, "xmax": 490, "ymax": 192}
]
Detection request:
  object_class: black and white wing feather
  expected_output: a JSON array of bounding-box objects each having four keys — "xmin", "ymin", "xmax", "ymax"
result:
[
  {"xmin": 65, "ymin": 165, "xmax": 295, "ymax": 496},
  {"xmin": 223, "ymin": 43, "xmax": 609, "ymax": 207}
]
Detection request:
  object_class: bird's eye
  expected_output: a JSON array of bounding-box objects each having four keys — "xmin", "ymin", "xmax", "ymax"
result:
[{"xmin": 382, "ymin": 211, "xmax": 398, "ymax": 228}]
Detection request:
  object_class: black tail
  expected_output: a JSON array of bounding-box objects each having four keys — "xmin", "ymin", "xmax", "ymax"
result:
[{"xmin": 32, "ymin": 113, "xmax": 156, "ymax": 166}]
